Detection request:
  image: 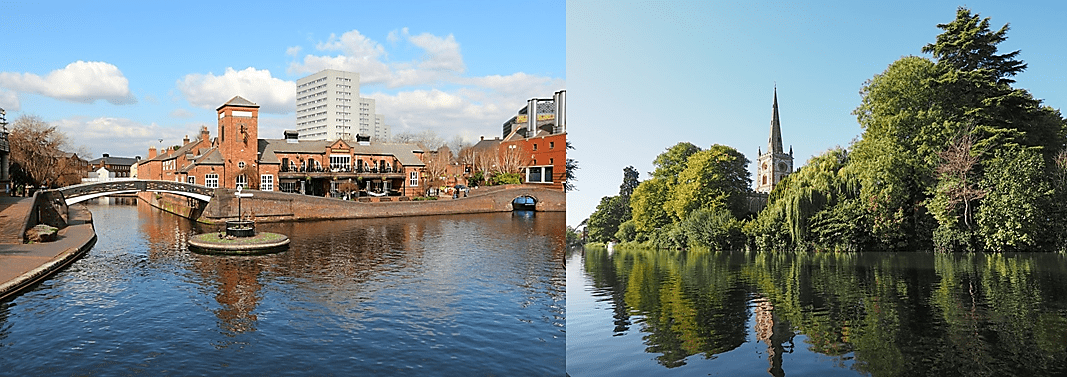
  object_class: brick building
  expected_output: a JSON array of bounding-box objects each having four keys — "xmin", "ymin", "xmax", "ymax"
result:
[
  {"xmin": 497, "ymin": 90, "xmax": 567, "ymax": 191},
  {"xmin": 137, "ymin": 96, "xmax": 426, "ymax": 197}
]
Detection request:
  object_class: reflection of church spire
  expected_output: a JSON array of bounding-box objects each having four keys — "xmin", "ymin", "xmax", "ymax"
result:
[
  {"xmin": 753, "ymin": 295, "xmax": 794, "ymax": 377},
  {"xmin": 769, "ymin": 86, "xmax": 784, "ymax": 155}
]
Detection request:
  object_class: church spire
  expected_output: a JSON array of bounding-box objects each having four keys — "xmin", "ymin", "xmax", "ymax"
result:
[{"xmin": 769, "ymin": 86, "xmax": 783, "ymax": 154}]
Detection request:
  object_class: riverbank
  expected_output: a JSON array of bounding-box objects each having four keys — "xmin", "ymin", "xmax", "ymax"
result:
[
  {"xmin": 139, "ymin": 184, "xmax": 566, "ymax": 224},
  {"xmin": 0, "ymin": 198, "xmax": 97, "ymax": 301}
]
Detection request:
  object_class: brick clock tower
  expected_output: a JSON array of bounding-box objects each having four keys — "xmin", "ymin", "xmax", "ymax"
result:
[
  {"xmin": 216, "ymin": 96, "xmax": 260, "ymax": 188},
  {"xmin": 755, "ymin": 87, "xmax": 793, "ymax": 194}
]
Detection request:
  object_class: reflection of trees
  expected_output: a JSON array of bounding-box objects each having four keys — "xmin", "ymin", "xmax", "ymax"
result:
[
  {"xmin": 583, "ymin": 248, "xmax": 1067, "ymax": 376},
  {"xmin": 584, "ymin": 247, "xmax": 749, "ymax": 368}
]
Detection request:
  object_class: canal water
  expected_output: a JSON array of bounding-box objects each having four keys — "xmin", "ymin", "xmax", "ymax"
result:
[
  {"xmin": 568, "ymin": 245, "xmax": 1067, "ymax": 376},
  {"xmin": 0, "ymin": 198, "xmax": 565, "ymax": 375}
]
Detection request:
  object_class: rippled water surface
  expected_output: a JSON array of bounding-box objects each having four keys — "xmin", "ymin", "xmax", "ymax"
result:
[
  {"xmin": 567, "ymin": 246, "xmax": 1067, "ymax": 376},
  {"xmin": 1, "ymin": 198, "xmax": 565, "ymax": 375}
]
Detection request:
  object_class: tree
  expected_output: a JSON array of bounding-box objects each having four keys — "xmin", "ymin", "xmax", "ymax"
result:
[
  {"xmin": 585, "ymin": 195, "xmax": 629, "ymax": 243},
  {"xmin": 564, "ymin": 141, "xmax": 578, "ymax": 192},
  {"xmin": 495, "ymin": 144, "xmax": 529, "ymax": 175},
  {"xmin": 976, "ymin": 146, "xmax": 1053, "ymax": 251},
  {"xmin": 921, "ymin": 7, "xmax": 1026, "ymax": 85},
  {"xmin": 619, "ymin": 166, "xmax": 639, "ymax": 198},
  {"xmin": 8, "ymin": 115, "xmax": 80, "ymax": 188},
  {"xmin": 422, "ymin": 146, "xmax": 453, "ymax": 188},
  {"xmin": 629, "ymin": 177, "xmax": 672, "ymax": 234},
  {"xmin": 651, "ymin": 142, "xmax": 701, "ymax": 181},
  {"xmin": 665, "ymin": 144, "xmax": 751, "ymax": 221},
  {"xmin": 392, "ymin": 130, "xmax": 446, "ymax": 151}
]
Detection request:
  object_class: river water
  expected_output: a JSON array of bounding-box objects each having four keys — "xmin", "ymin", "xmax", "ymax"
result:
[
  {"xmin": 568, "ymin": 245, "xmax": 1067, "ymax": 376},
  {"xmin": 0, "ymin": 198, "xmax": 565, "ymax": 375}
]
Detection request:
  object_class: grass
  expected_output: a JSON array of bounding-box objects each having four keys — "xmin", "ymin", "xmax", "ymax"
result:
[{"xmin": 191, "ymin": 232, "xmax": 287, "ymax": 245}]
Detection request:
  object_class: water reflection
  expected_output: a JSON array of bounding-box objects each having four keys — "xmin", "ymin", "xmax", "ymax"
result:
[
  {"xmin": 578, "ymin": 247, "xmax": 1067, "ymax": 376},
  {"xmin": 0, "ymin": 198, "xmax": 565, "ymax": 375}
]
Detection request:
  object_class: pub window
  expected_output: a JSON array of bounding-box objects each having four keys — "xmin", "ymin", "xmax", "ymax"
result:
[
  {"xmin": 409, "ymin": 171, "xmax": 419, "ymax": 187},
  {"xmin": 260, "ymin": 174, "xmax": 274, "ymax": 191},
  {"xmin": 236, "ymin": 174, "xmax": 247, "ymax": 189},
  {"xmin": 187, "ymin": 176, "xmax": 196, "ymax": 185},
  {"xmin": 205, "ymin": 174, "xmax": 219, "ymax": 188}
]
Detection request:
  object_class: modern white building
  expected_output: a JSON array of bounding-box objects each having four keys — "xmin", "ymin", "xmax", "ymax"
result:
[{"xmin": 296, "ymin": 69, "xmax": 389, "ymax": 141}]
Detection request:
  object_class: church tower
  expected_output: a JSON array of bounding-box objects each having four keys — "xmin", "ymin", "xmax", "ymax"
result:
[{"xmin": 755, "ymin": 87, "xmax": 793, "ymax": 193}]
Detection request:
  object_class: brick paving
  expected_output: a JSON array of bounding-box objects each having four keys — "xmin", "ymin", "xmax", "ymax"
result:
[{"xmin": 0, "ymin": 197, "xmax": 97, "ymax": 301}]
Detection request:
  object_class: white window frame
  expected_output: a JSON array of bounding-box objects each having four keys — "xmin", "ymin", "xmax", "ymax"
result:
[
  {"xmin": 187, "ymin": 176, "xmax": 196, "ymax": 185},
  {"xmin": 260, "ymin": 174, "xmax": 274, "ymax": 191},
  {"xmin": 205, "ymin": 174, "xmax": 219, "ymax": 188},
  {"xmin": 409, "ymin": 170, "xmax": 418, "ymax": 187},
  {"xmin": 235, "ymin": 174, "xmax": 248, "ymax": 189},
  {"xmin": 525, "ymin": 166, "xmax": 553, "ymax": 184}
]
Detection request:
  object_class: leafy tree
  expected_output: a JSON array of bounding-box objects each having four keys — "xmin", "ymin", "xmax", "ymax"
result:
[
  {"xmin": 630, "ymin": 177, "xmax": 672, "ymax": 234},
  {"xmin": 922, "ymin": 7, "xmax": 1026, "ymax": 85},
  {"xmin": 976, "ymin": 146, "xmax": 1052, "ymax": 251},
  {"xmin": 619, "ymin": 166, "xmax": 640, "ymax": 198},
  {"xmin": 565, "ymin": 141, "xmax": 578, "ymax": 192},
  {"xmin": 651, "ymin": 142, "xmax": 701, "ymax": 181},
  {"xmin": 680, "ymin": 207, "xmax": 744, "ymax": 250},
  {"xmin": 614, "ymin": 220, "xmax": 637, "ymax": 243},
  {"xmin": 666, "ymin": 144, "xmax": 751, "ymax": 221},
  {"xmin": 586, "ymin": 195, "xmax": 629, "ymax": 243}
]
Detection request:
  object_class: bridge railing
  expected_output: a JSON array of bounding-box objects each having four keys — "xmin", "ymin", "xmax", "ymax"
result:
[{"xmin": 57, "ymin": 180, "xmax": 215, "ymax": 202}]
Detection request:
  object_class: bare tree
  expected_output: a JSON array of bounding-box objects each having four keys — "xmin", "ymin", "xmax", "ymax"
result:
[
  {"xmin": 496, "ymin": 144, "xmax": 529, "ymax": 175},
  {"xmin": 422, "ymin": 146, "xmax": 453, "ymax": 188},
  {"xmin": 392, "ymin": 130, "xmax": 446, "ymax": 151},
  {"xmin": 448, "ymin": 135, "xmax": 471, "ymax": 155},
  {"xmin": 936, "ymin": 130, "xmax": 985, "ymax": 228},
  {"xmin": 9, "ymin": 115, "xmax": 80, "ymax": 188}
]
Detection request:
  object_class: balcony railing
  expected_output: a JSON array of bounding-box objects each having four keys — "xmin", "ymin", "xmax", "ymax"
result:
[{"xmin": 280, "ymin": 164, "xmax": 400, "ymax": 174}]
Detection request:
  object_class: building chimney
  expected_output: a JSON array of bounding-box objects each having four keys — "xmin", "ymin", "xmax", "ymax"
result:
[
  {"xmin": 200, "ymin": 125, "xmax": 210, "ymax": 141},
  {"xmin": 102, "ymin": 153, "xmax": 109, "ymax": 158},
  {"xmin": 183, "ymin": 135, "xmax": 190, "ymax": 144},
  {"xmin": 480, "ymin": 136, "xmax": 484, "ymax": 141},
  {"xmin": 148, "ymin": 147, "xmax": 157, "ymax": 159}
]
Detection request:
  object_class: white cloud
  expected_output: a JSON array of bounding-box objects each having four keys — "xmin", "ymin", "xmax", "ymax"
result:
[
  {"xmin": 286, "ymin": 46, "xmax": 302, "ymax": 57},
  {"xmin": 176, "ymin": 67, "xmax": 295, "ymax": 114},
  {"xmin": 0, "ymin": 89, "xmax": 19, "ymax": 112},
  {"xmin": 169, "ymin": 108, "xmax": 195, "ymax": 119},
  {"xmin": 0, "ymin": 61, "xmax": 136, "ymax": 105},
  {"xmin": 289, "ymin": 30, "xmax": 393, "ymax": 84},
  {"xmin": 407, "ymin": 31, "xmax": 464, "ymax": 73}
]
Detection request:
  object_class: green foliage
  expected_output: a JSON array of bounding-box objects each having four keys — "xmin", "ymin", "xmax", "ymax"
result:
[
  {"xmin": 489, "ymin": 172, "xmax": 521, "ymax": 185},
  {"xmin": 586, "ymin": 195, "xmax": 630, "ymax": 243},
  {"xmin": 619, "ymin": 166, "xmax": 640, "ymax": 198},
  {"xmin": 630, "ymin": 177, "xmax": 673, "ymax": 234},
  {"xmin": 666, "ymin": 145, "xmax": 751, "ymax": 221},
  {"xmin": 751, "ymin": 147, "xmax": 865, "ymax": 251},
  {"xmin": 976, "ymin": 146, "xmax": 1052, "ymax": 251},
  {"xmin": 651, "ymin": 142, "xmax": 702, "ymax": 181},
  {"xmin": 679, "ymin": 207, "xmax": 744, "ymax": 250},
  {"xmin": 615, "ymin": 220, "xmax": 637, "ymax": 243}
]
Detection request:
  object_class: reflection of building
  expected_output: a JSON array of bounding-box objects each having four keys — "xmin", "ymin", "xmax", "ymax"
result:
[
  {"xmin": 753, "ymin": 296, "xmax": 794, "ymax": 377},
  {"xmin": 296, "ymin": 69, "xmax": 389, "ymax": 141},
  {"xmin": 755, "ymin": 87, "xmax": 794, "ymax": 194},
  {"xmin": 137, "ymin": 96, "xmax": 425, "ymax": 197}
]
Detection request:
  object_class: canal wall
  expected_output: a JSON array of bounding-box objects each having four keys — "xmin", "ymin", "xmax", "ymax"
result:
[
  {"xmin": 138, "ymin": 184, "xmax": 565, "ymax": 223},
  {"xmin": 0, "ymin": 203, "xmax": 97, "ymax": 301}
]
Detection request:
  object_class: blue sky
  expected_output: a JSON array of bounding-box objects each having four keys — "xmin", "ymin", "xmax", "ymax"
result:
[
  {"xmin": 567, "ymin": 0, "xmax": 1067, "ymax": 226},
  {"xmin": 0, "ymin": 1, "xmax": 564, "ymax": 159}
]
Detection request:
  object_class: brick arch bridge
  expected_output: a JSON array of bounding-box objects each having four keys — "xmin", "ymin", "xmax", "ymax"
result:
[{"xmin": 56, "ymin": 180, "xmax": 214, "ymax": 205}]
